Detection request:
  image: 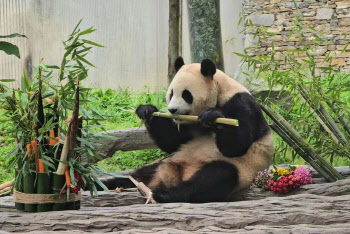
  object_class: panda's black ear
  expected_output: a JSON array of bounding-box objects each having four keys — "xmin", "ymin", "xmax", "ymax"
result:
[
  {"xmin": 175, "ymin": 56, "xmax": 185, "ymax": 72},
  {"xmin": 200, "ymin": 59, "xmax": 216, "ymax": 79}
]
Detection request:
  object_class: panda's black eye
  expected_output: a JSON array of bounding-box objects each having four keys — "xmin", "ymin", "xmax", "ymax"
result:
[
  {"xmin": 182, "ymin": 89, "xmax": 193, "ymax": 104},
  {"xmin": 170, "ymin": 89, "xmax": 173, "ymax": 101}
]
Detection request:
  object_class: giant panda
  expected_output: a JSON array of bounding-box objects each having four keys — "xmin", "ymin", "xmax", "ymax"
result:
[{"xmin": 100, "ymin": 57, "xmax": 274, "ymax": 203}]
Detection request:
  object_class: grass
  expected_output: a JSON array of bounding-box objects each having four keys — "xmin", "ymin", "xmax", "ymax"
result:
[{"xmin": 0, "ymin": 87, "xmax": 349, "ymax": 183}]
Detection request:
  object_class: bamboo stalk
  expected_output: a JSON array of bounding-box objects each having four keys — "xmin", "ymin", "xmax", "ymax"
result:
[
  {"xmin": 298, "ymin": 93, "xmax": 339, "ymax": 143},
  {"xmin": 319, "ymin": 87, "xmax": 350, "ymax": 137},
  {"xmin": 270, "ymin": 124, "xmax": 334, "ymax": 182},
  {"xmin": 260, "ymin": 104, "xmax": 342, "ymax": 181},
  {"xmin": 151, "ymin": 112, "xmax": 239, "ymax": 126},
  {"xmin": 269, "ymin": 107, "xmax": 343, "ymax": 180},
  {"xmin": 68, "ymin": 77, "xmax": 80, "ymax": 154},
  {"xmin": 298, "ymin": 84, "xmax": 348, "ymax": 145},
  {"xmin": 56, "ymin": 124, "xmax": 71, "ymax": 175}
]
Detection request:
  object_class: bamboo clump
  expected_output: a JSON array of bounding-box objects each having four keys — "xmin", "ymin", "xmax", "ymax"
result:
[{"xmin": 260, "ymin": 104, "xmax": 343, "ymax": 182}]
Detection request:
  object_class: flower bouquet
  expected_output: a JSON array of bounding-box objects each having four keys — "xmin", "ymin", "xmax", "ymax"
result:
[{"xmin": 253, "ymin": 166, "xmax": 315, "ymax": 194}]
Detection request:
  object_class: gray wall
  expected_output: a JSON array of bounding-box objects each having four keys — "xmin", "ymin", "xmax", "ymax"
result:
[{"xmin": 0, "ymin": 0, "xmax": 244, "ymax": 91}]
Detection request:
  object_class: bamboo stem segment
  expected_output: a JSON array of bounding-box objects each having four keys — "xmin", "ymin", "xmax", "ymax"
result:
[
  {"xmin": 151, "ymin": 112, "xmax": 239, "ymax": 126},
  {"xmin": 128, "ymin": 176, "xmax": 157, "ymax": 204},
  {"xmin": 261, "ymin": 104, "xmax": 342, "ymax": 182}
]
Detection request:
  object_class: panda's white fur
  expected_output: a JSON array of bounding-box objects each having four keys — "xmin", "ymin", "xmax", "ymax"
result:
[
  {"xmin": 167, "ymin": 63, "xmax": 249, "ymax": 114},
  {"xmin": 149, "ymin": 62, "xmax": 273, "ymax": 195},
  {"xmin": 100, "ymin": 57, "xmax": 274, "ymax": 203}
]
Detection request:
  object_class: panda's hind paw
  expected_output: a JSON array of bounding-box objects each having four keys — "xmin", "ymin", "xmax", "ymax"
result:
[
  {"xmin": 198, "ymin": 109, "xmax": 224, "ymax": 128},
  {"xmin": 136, "ymin": 105, "xmax": 158, "ymax": 120},
  {"xmin": 152, "ymin": 187, "xmax": 173, "ymax": 203}
]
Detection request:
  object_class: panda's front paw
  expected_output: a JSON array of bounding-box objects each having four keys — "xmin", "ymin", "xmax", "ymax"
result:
[
  {"xmin": 135, "ymin": 105, "xmax": 158, "ymax": 120},
  {"xmin": 198, "ymin": 108, "xmax": 224, "ymax": 128}
]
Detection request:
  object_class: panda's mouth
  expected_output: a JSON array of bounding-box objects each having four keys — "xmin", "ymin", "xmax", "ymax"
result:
[{"xmin": 170, "ymin": 110, "xmax": 190, "ymax": 115}]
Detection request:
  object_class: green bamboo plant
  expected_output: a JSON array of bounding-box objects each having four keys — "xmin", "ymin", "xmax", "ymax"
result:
[
  {"xmin": 0, "ymin": 20, "xmax": 113, "ymax": 199},
  {"xmin": 235, "ymin": 12, "xmax": 350, "ymax": 180}
]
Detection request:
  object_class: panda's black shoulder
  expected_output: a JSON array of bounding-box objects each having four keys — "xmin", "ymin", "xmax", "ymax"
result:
[{"xmin": 220, "ymin": 92, "xmax": 270, "ymax": 142}]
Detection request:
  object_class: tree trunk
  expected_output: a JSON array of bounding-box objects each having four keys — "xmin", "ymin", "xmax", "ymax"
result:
[
  {"xmin": 188, "ymin": 0, "xmax": 224, "ymax": 71},
  {"xmin": 168, "ymin": 0, "xmax": 182, "ymax": 84}
]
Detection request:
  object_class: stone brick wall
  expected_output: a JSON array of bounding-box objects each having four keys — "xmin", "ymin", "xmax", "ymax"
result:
[{"xmin": 242, "ymin": 0, "xmax": 350, "ymax": 72}]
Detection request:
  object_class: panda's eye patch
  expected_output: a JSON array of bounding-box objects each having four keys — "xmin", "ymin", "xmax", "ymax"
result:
[
  {"xmin": 170, "ymin": 89, "xmax": 173, "ymax": 101},
  {"xmin": 182, "ymin": 89, "xmax": 193, "ymax": 104}
]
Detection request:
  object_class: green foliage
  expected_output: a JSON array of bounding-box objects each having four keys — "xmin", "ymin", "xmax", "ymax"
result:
[
  {"xmin": 87, "ymin": 87, "xmax": 167, "ymax": 130},
  {"xmin": 0, "ymin": 21, "xmax": 117, "ymax": 195},
  {"xmin": 0, "ymin": 33, "xmax": 26, "ymax": 58},
  {"xmin": 97, "ymin": 149, "xmax": 166, "ymax": 172},
  {"xmin": 236, "ymin": 14, "xmax": 350, "ymax": 166}
]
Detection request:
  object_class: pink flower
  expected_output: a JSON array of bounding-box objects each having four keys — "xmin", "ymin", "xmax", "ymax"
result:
[{"xmin": 294, "ymin": 167, "xmax": 314, "ymax": 185}]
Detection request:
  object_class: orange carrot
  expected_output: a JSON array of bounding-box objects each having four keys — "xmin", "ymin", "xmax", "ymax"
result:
[
  {"xmin": 49, "ymin": 129, "xmax": 55, "ymax": 145},
  {"xmin": 38, "ymin": 160, "xmax": 45, "ymax": 173},
  {"xmin": 55, "ymin": 137, "xmax": 60, "ymax": 145},
  {"xmin": 31, "ymin": 140, "xmax": 38, "ymax": 171},
  {"xmin": 26, "ymin": 144, "xmax": 32, "ymax": 158},
  {"xmin": 65, "ymin": 165, "xmax": 71, "ymax": 188}
]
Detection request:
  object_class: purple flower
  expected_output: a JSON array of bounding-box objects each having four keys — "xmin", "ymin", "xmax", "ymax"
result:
[
  {"xmin": 252, "ymin": 169, "xmax": 272, "ymax": 188},
  {"xmin": 294, "ymin": 167, "xmax": 314, "ymax": 185}
]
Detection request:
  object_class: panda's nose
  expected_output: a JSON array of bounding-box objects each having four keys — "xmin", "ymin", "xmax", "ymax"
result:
[{"xmin": 168, "ymin": 108, "xmax": 177, "ymax": 114}]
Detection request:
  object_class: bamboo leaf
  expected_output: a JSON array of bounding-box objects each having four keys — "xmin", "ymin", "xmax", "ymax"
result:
[
  {"xmin": 75, "ymin": 54, "xmax": 95, "ymax": 67},
  {"xmin": 0, "ymin": 92, "xmax": 12, "ymax": 99},
  {"xmin": 0, "ymin": 79, "xmax": 16, "ymax": 82},
  {"xmin": 0, "ymin": 41, "xmax": 21, "ymax": 58},
  {"xmin": 82, "ymin": 39, "xmax": 104, "ymax": 48}
]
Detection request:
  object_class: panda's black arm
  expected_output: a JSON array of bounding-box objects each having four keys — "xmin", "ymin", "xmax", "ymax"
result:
[
  {"xmin": 146, "ymin": 117, "xmax": 192, "ymax": 154},
  {"xmin": 136, "ymin": 104, "xmax": 193, "ymax": 153},
  {"xmin": 214, "ymin": 93, "xmax": 270, "ymax": 158}
]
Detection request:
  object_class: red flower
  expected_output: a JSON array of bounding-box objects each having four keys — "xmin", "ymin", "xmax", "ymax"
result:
[
  {"xmin": 74, "ymin": 172, "xmax": 85, "ymax": 186},
  {"xmin": 74, "ymin": 172, "xmax": 82, "ymax": 180},
  {"xmin": 60, "ymin": 189, "xmax": 67, "ymax": 194},
  {"xmin": 70, "ymin": 185, "xmax": 80, "ymax": 193}
]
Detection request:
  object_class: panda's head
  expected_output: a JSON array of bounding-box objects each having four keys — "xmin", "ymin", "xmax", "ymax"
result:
[{"xmin": 166, "ymin": 57, "xmax": 218, "ymax": 116}]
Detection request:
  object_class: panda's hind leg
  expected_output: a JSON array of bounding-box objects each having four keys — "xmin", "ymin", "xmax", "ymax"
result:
[
  {"xmin": 152, "ymin": 161, "xmax": 239, "ymax": 203},
  {"xmin": 97, "ymin": 162, "xmax": 161, "ymax": 191}
]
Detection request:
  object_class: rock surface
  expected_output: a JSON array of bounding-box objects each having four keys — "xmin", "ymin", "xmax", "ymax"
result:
[{"xmin": 1, "ymin": 176, "xmax": 350, "ymax": 233}]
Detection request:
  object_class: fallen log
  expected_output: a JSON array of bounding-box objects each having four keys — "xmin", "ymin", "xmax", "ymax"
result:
[
  {"xmin": 1, "ymin": 180, "xmax": 350, "ymax": 233},
  {"xmin": 88, "ymin": 127, "xmax": 156, "ymax": 163}
]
